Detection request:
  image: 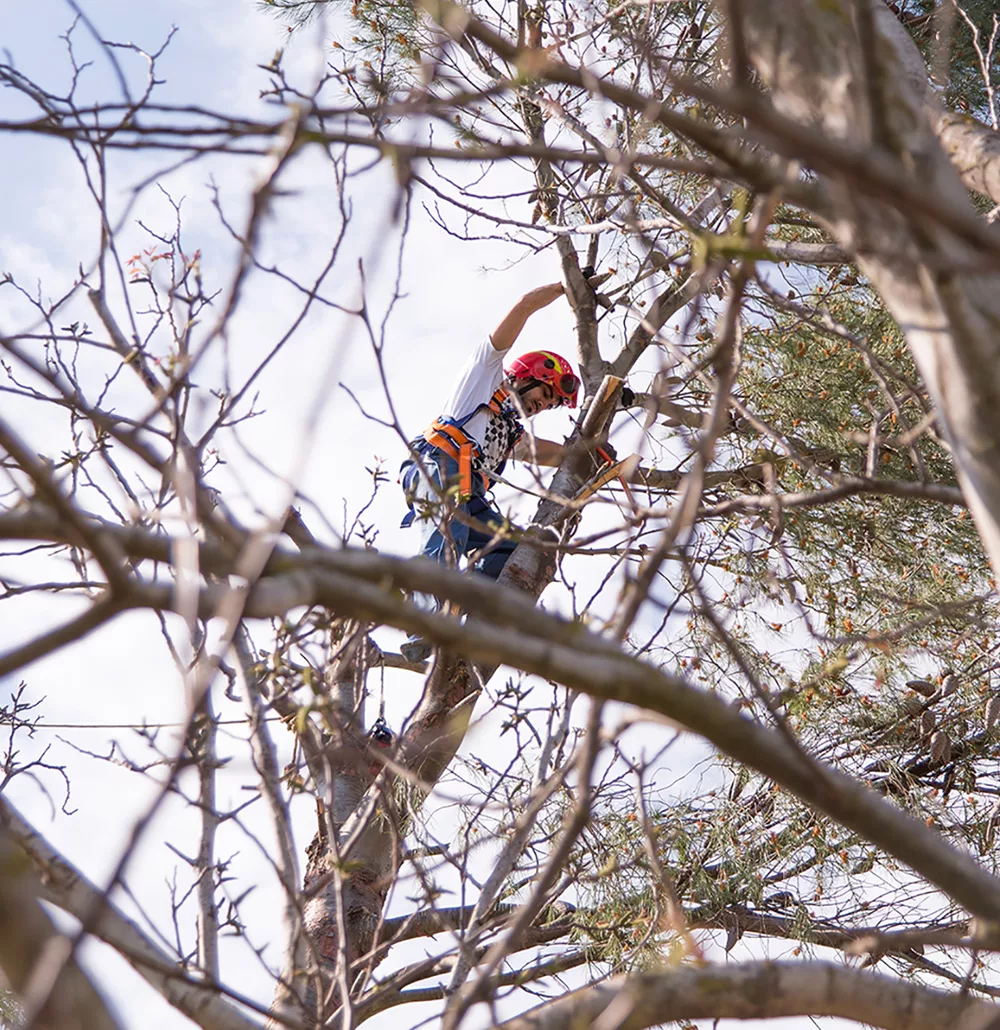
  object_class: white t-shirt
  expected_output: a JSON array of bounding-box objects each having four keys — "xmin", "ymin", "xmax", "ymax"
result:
[{"xmin": 440, "ymin": 337, "xmax": 522, "ymax": 474}]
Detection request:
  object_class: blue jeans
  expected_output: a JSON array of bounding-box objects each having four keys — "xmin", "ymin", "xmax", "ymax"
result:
[{"xmin": 401, "ymin": 450, "xmax": 518, "ymax": 592}]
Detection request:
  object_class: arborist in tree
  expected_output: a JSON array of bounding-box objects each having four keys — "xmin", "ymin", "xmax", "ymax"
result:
[{"xmin": 398, "ymin": 279, "xmax": 583, "ymax": 662}]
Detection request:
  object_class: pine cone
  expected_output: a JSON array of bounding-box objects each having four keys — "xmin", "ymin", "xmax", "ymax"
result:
[
  {"xmin": 906, "ymin": 679, "xmax": 937, "ymax": 698},
  {"xmin": 930, "ymin": 730, "xmax": 951, "ymax": 765}
]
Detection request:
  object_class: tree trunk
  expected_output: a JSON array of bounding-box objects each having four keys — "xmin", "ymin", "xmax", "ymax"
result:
[
  {"xmin": 273, "ymin": 368, "xmax": 620, "ymax": 1026},
  {"xmin": 269, "ymin": 632, "xmax": 396, "ymax": 1028}
]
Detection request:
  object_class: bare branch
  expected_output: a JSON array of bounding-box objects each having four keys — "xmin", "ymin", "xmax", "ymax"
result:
[
  {"xmin": 0, "ymin": 797, "xmax": 266, "ymax": 1030},
  {"xmin": 0, "ymin": 818, "xmax": 121, "ymax": 1030},
  {"xmin": 493, "ymin": 959, "xmax": 999, "ymax": 1030}
]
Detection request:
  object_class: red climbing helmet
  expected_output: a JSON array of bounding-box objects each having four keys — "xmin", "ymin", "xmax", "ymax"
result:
[{"xmin": 506, "ymin": 350, "xmax": 580, "ymax": 409}]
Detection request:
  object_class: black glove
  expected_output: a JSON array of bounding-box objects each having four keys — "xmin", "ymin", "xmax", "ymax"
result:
[
  {"xmin": 620, "ymin": 385, "xmax": 636, "ymax": 407},
  {"xmin": 597, "ymin": 441, "xmax": 617, "ymax": 463},
  {"xmin": 581, "ymin": 264, "xmax": 596, "ymax": 280}
]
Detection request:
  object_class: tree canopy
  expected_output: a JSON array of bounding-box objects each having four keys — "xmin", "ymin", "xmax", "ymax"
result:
[{"xmin": 4, "ymin": 0, "xmax": 1000, "ymax": 1028}]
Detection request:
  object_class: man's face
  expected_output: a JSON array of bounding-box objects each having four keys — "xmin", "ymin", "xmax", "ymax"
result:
[{"xmin": 520, "ymin": 382, "xmax": 559, "ymax": 417}]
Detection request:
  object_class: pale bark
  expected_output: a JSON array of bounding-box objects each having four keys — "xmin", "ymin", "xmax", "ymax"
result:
[
  {"xmin": 759, "ymin": 240, "xmax": 851, "ymax": 264},
  {"xmin": 937, "ymin": 110, "xmax": 1000, "ymax": 206},
  {"xmin": 875, "ymin": 5, "xmax": 1000, "ymax": 208},
  {"xmin": 194, "ymin": 692, "xmax": 220, "ymax": 981},
  {"xmin": 493, "ymin": 959, "xmax": 999, "ymax": 1030}
]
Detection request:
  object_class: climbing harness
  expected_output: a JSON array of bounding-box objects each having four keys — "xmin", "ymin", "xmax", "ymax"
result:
[
  {"xmin": 400, "ymin": 386, "xmax": 524, "ymax": 512},
  {"xmin": 420, "ymin": 419, "xmax": 487, "ymax": 499}
]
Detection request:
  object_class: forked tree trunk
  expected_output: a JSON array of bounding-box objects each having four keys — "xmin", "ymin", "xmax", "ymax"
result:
[{"xmin": 268, "ymin": 636, "xmax": 397, "ymax": 1027}]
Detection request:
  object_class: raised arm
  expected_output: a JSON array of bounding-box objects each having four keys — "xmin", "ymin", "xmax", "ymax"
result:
[{"xmin": 489, "ymin": 282, "xmax": 565, "ymax": 353}]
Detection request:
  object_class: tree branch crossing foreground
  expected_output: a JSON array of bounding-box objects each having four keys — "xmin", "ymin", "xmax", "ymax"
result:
[{"xmin": 7, "ymin": 0, "xmax": 1000, "ymax": 1027}]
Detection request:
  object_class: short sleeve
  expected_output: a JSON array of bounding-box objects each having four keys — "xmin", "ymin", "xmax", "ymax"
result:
[{"xmin": 440, "ymin": 337, "xmax": 506, "ymax": 435}]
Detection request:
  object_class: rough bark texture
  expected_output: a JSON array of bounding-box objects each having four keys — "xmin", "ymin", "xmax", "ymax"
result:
[
  {"xmin": 493, "ymin": 959, "xmax": 1000, "ymax": 1030},
  {"xmin": 268, "ymin": 635, "xmax": 397, "ymax": 1027},
  {"xmin": 937, "ymin": 110, "xmax": 1000, "ymax": 206},
  {"xmin": 873, "ymin": 5, "xmax": 1000, "ymax": 208}
]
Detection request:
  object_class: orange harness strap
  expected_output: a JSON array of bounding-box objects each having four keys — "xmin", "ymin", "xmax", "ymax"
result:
[
  {"xmin": 421, "ymin": 387, "xmax": 513, "ymax": 499},
  {"xmin": 423, "ymin": 420, "xmax": 487, "ymax": 499},
  {"xmin": 486, "ymin": 386, "xmax": 509, "ymax": 415}
]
